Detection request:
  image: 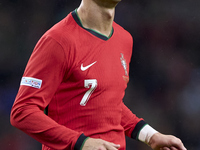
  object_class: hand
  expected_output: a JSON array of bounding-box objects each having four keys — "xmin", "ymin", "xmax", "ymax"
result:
[
  {"xmin": 82, "ymin": 137, "xmax": 120, "ymax": 150},
  {"xmin": 149, "ymin": 132, "xmax": 187, "ymax": 150}
]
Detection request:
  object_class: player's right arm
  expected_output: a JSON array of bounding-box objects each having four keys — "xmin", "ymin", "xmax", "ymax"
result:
[{"xmin": 10, "ymin": 36, "xmax": 87, "ymax": 150}]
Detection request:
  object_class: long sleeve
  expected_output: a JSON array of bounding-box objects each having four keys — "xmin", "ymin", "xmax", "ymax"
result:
[
  {"xmin": 10, "ymin": 36, "xmax": 83, "ymax": 150},
  {"xmin": 121, "ymin": 103, "xmax": 146, "ymax": 139}
]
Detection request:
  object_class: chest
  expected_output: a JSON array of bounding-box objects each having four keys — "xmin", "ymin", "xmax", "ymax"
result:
[{"xmin": 67, "ymin": 39, "xmax": 130, "ymax": 90}]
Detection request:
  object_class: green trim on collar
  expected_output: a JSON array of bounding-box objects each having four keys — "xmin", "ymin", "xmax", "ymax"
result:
[{"xmin": 74, "ymin": 8, "xmax": 113, "ymax": 40}]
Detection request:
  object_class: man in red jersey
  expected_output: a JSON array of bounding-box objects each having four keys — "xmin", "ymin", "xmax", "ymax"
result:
[{"xmin": 10, "ymin": 0, "xmax": 187, "ymax": 150}]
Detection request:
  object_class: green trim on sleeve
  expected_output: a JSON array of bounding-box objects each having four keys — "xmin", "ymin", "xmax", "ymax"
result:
[
  {"xmin": 80, "ymin": 137, "xmax": 90, "ymax": 150},
  {"xmin": 131, "ymin": 120, "xmax": 147, "ymax": 140},
  {"xmin": 136, "ymin": 124, "xmax": 147, "ymax": 140}
]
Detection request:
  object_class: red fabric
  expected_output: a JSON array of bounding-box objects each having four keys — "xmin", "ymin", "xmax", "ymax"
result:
[{"xmin": 10, "ymin": 12, "xmax": 143, "ymax": 150}]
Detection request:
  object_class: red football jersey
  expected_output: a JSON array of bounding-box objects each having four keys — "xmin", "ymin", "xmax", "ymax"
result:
[{"xmin": 11, "ymin": 10, "xmax": 144, "ymax": 150}]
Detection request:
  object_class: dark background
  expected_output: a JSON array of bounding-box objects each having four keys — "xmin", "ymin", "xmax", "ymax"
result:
[{"xmin": 1, "ymin": 0, "xmax": 200, "ymax": 149}]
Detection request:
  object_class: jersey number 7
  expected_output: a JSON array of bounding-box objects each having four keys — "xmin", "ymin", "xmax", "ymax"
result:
[{"xmin": 80, "ymin": 79, "xmax": 97, "ymax": 106}]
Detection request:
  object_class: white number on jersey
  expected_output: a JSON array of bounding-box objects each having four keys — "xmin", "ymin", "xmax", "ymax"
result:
[{"xmin": 80, "ymin": 79, "xmax": 97, "ymax": 106}]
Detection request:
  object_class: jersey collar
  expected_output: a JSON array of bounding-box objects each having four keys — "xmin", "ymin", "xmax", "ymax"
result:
[{"xmin": 71, "ymin": 9, "xmax": 114, "ymax": 41}]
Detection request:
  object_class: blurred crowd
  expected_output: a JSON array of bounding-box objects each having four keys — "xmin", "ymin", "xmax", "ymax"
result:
[{"xmin": 0, "ymin": 0, "xmax": 200, "ymax": 150}]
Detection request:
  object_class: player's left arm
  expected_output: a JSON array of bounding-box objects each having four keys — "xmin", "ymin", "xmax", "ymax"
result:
[
  {"xmin": 121, "ymin": 103, "xmax": 187, "ymax": 150},
  {"xmin": 120, "ymin": 102, "xmax": 146, "ymax": 138}
]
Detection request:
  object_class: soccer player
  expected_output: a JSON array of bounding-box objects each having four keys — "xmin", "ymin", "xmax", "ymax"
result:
[{"xmin": 10, "ymin": 0, "xmax": 187, "ymax": 150}]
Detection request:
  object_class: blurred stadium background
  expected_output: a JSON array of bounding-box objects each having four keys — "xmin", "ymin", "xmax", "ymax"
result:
[{"xmin": 1, "ymin": 0, "xmax": 200, "ymax": 149}]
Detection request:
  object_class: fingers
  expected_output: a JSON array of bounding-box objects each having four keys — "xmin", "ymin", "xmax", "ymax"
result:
[
  {"xmin": 160, "ymin": 147, "xmax": 170, "ymax": 150},
  {"xmin": 160, "ymin": 146, "xmax": 186, "ymax": 150},
  {"xmin": 104, "ymin": 141, "xmax": 120, "ymax": 150},
  {"xmin": 171, "ymin": 147, "xmax": 180, "ymax": 150},
  {"xmin": 82, "ymin": 138, "xmax": 120, "ymax": 150},
  {"xmin": 108, "ymin": 142, "xmax": 120, "ymax": 149},
  {"xmin": 171, "ymin": 137, "xmax": 187, "ymax": 150}
]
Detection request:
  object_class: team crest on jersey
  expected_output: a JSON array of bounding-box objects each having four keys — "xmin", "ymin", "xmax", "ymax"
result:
[
  {"xmin": 20, "ymin": 77, "xmax": 42, "ymax": 89},
  {"xmin": 120, "ymin": 53, "xmax": 128, "ymax": 76}
]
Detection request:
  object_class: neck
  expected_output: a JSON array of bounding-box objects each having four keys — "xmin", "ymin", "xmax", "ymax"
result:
[{"xmin": 77, "ymin": 0, "xmax": 118, "ymax": 37}]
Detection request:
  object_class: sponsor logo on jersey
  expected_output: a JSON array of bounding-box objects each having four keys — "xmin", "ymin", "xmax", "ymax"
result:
[
  {"xmin": 120, "ymin": 53, "xmax": 128, "ymax": 76},
  {"xmin": 20, "ymin": 77, "xmax": 42, "ymax": 89},
  {"xmin": 81, "ymin": 61, "xmax": 97, "ymax": 71}
]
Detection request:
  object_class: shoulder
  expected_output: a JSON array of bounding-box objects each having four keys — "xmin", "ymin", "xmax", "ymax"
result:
[
  {"xmin": 42, "ymin": 12, "xmax": 78, "ymax": 46},
  {"xmin": 113, "ymin": 21, "xmax": 133, "ymax": 42}
]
